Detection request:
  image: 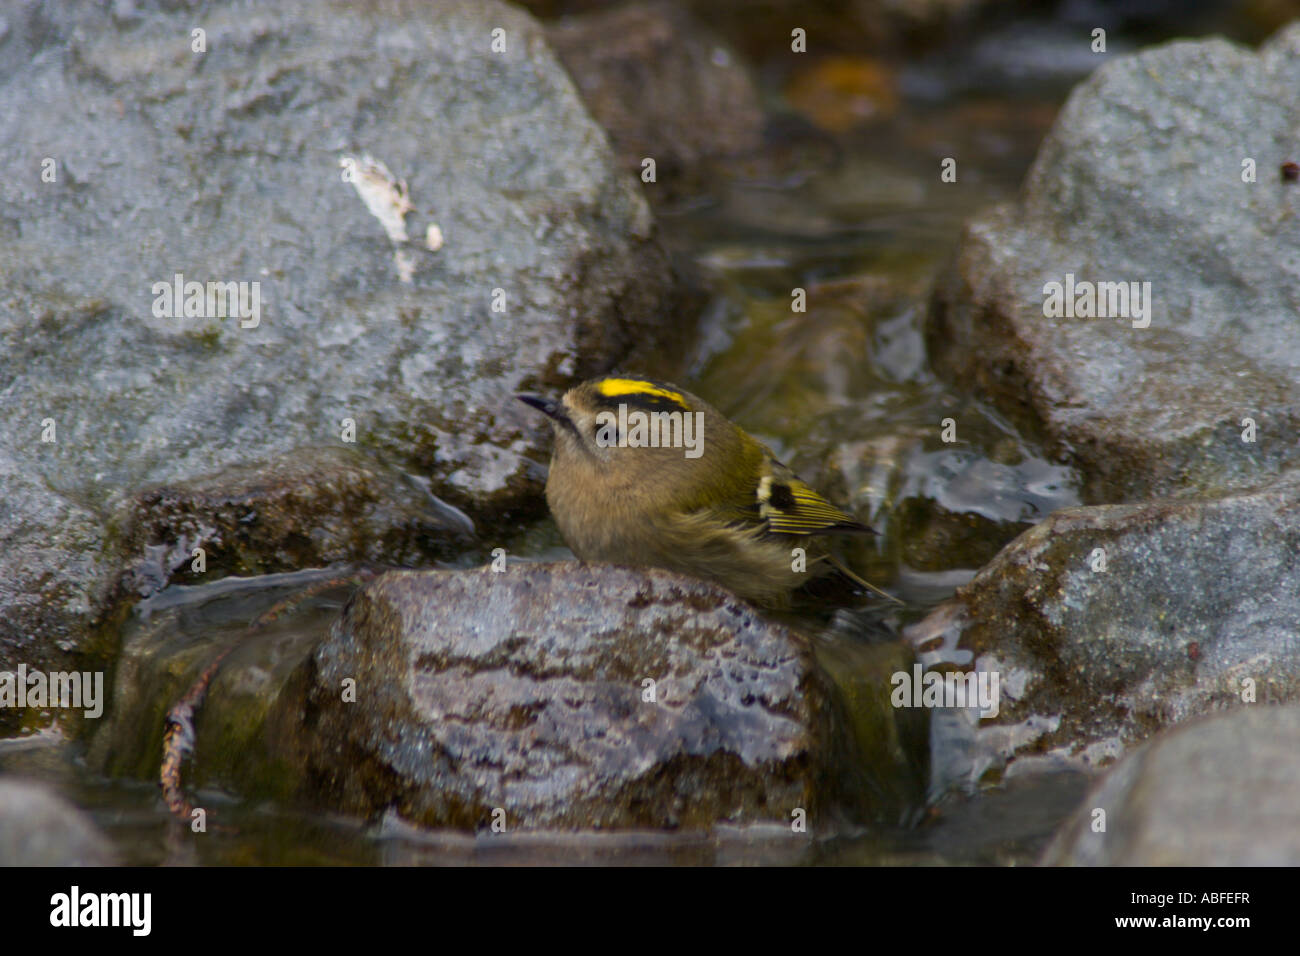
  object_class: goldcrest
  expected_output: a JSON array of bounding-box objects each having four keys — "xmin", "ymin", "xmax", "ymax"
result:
[{"xmin": 517, "ymin": 376, "xmax": 889, "ymax": 607}]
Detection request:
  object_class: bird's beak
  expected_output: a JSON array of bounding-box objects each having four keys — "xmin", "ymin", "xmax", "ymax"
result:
[{"xmin": 516, "ymin": 393, "xmax": 565, "ymax": 422}]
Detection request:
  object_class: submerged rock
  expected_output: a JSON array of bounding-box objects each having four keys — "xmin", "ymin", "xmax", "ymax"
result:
[
  {"xmin": 928, "ymin": 24, "xmax": 1300, "ymax": 503},
  {"xmin": 0, "ymin": 0, "xmax": 684, "ymax": 680},
  {"xmin": 906, "ymin": 470, "xmax": 1300, "ymax": 790},
  {"xmin": 1042, "ymin": 705, "xmax": 1300, "ymax": 865},
  {"xmin": 89, "ymin": 569, "xmax": 349, "ymax": 804}
]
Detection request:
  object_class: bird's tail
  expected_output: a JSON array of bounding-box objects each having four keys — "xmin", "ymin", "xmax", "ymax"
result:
[{"xmin": 825, "ymin": 552, "xmax": 903, "ymax": 604}]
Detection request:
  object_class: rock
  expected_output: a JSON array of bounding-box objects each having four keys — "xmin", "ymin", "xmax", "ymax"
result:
[
  {"xmin": 291, "ymin": 564, "xmax": 904, "ymax": 830},
  {"xmin": 547, "ymin": 2, "xmax": 764, "ymax": 185},
  {"xmin": 905, "ymin": 470, "xmax": 1300, "ymax": 791},
  {"xmin": 0, "ymin": 0, "xmax": 684, "ymax": 681},
  {"xmin": 1042, "ymin": 705, "xmax": 1300, "ymax": 865},
  {"xmin": 0, "ymin": 778, "xmax": 116, "ymax": 865},
  {"xmin": 0, "ymin": 451, "xmax": 109, "ymax": 691},
  {"xmin": 112, "ymin": 447, "xmax": 475, "ymax": 600},
  {"xmin": 927, "ymin": 24, "xmax": 1300, "ymax": 503}
]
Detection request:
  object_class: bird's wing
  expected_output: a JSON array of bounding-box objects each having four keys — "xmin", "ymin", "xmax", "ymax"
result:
[{"xmin": 756, "ymin": 461, "xmax": 875, "ymax": 536}]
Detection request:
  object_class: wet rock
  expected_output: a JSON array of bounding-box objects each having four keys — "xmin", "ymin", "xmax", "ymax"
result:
[
  {"xmin": 547, "ymin": 2, "xmax": 764, "ymax": 186},
  {"xmin": 112, "ymin": 447, "xmax": 474, "ymax": 601},
  {"xmin": 292, "ymin": 564, "xmax": 901, "ymax": 830},
  {"xmin": 0, "ymin": 778, "xmax": 116, "ymax": 865},
  {"xmin": 0, "ymin": 450, "xmax": 109, "ymax": 684},
  {"xmin": 1042, "ymin": 705, "xmax": 1300, "ymax": 865},
  {"xmin": 906, "ymin": 470, "xmax": 1300, "ymax": 791},
  {"xmin": 0, "ymin": 0, "xmax": 684, "ymax": 678},
  {"xmin": 928, "ymin": 24, "xmax": 1300, "ymax": 503}
]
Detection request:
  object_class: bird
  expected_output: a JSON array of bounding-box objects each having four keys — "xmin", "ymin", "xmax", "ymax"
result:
[{"xmin": 516, "ymin": 375, "xmax": 893, "ymax": 608}]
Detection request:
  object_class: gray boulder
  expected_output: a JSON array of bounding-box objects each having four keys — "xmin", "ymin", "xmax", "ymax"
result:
[
  {"xmin": 905, "ymin": 470, "xmax": 1300, "ymax": 789},
  {"xmin": 1042, "ymin": 705, "xmax": 1300, "ymax": 865},
  {"xmin": 928, "ymin": 24, "xmax": 1300, "ymax": 503}
]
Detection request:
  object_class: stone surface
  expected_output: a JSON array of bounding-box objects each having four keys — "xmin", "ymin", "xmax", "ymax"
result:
[
  {"xmin": 293, "ymin": 564, "xmax": 893, "ymax": 830},
  {"xmin": 0, "ymin": 0, "xmax": 684, "ymax": 677},
  {"xmin": 905, "ymin": 470, "xmax": 1300, "ymax": 790},
  {"xmin": 112, "ymin": 447, "xmax": 475, "ymax": 601},
  {"xmin": 0, "ymin": 451, "xmax": 109, "ymax": 683},
  {"xmin": 547, "ymin": 1, "xmax": 764, "ymax": 185},
  {"xmin": 0, "ymin": 777, "xmax": 116, "ymax": 866},
  {"xmin": 927, "ymin": 24, "xmax": 1300, "ymax": 503},
  {"xmin": 1042, "ymin": 705, "xmax": 1300, "ymax": 865}
]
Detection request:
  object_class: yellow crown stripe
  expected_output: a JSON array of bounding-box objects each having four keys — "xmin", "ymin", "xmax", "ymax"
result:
[{"xmin": 594, "ymin": 378, "xmax": 687, "ymax": 406}]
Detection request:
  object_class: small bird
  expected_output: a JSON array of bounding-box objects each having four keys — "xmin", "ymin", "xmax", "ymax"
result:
[{"xmin": 517, "ymin": 375, "xmax": 892, "ymax": 607}]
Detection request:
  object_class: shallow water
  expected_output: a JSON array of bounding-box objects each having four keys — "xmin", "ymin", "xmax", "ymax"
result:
[{"xmin": 0, "ymin": 565, "xmax": 1092, "ymax": 865}]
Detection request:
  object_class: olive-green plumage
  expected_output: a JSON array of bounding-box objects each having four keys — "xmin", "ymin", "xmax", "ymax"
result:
[{"xmin": 518, "ymin": 375, "xmax": 883, "ymax": 607}]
